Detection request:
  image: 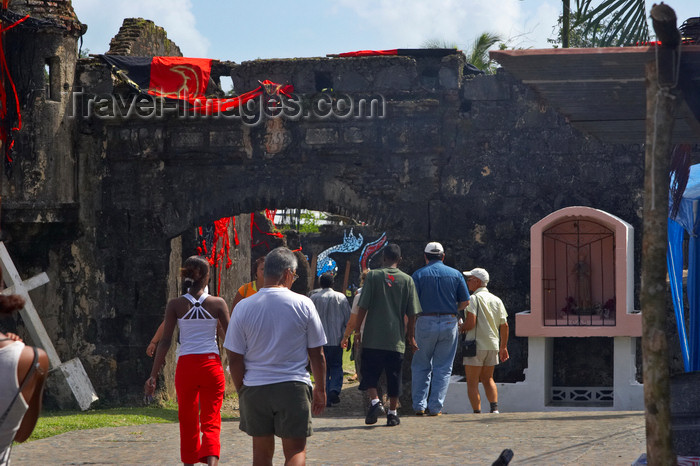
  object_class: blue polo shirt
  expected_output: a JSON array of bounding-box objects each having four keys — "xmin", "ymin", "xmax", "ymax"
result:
[{"xmin": 412, "ymin": 261, "xmax": 470, "ymax": 314}]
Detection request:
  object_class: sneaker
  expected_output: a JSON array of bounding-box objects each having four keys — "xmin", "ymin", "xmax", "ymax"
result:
[
  {"xmin": 415, "ymin": 410, "xmax": 425, "ymax": 416},
  {"xmin": 387, "ymin": 413, "xmax": 400, "ymax": 426},
  {"xmin": 365, "ymin": 402, "xmax": 385, "ymax": 425},
  {"xmin": 329, "ymin": 390, "xmax": 341, "ymax": 405},
  {"xmin": 491, "ymin": 410, "xmax": 500, "ymax": 414},
  {"xmin": 427, "ymin": 410, "xmax": 442, "ymax": 416}
]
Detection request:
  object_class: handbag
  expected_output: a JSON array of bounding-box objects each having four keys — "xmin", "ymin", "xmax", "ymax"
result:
[
  {"xmin": 461, "ymin": 335, "xmax": 477, "ymax": 357},
  {"xmin": 460, "ymin": 297, "xmax": 479, "ymax": 357}
]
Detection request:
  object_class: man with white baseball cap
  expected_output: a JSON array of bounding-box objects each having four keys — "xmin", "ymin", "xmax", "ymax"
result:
[
  {"xmin": 461, "ymin": 267, "xmax": 509, "ymax": 413},
  {"xmin": 411, "ymin": 241, "xmax": 470, "ymax": 416}
]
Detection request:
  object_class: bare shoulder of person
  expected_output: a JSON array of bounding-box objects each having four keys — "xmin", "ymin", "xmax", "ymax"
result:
[{"xmin": 210, "ymin": 295, "xmax": 228, "ymax": 311}]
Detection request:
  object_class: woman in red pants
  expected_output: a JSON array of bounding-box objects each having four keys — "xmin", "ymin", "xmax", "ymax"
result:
[{"xmin": 145, "ymin": 256, "xmax": 230, "ymax": 465}]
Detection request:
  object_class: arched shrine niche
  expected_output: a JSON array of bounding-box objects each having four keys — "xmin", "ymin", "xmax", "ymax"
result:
[{"xmin": 518, "ymin": 206, "xmax": 641, "ymax": 337}]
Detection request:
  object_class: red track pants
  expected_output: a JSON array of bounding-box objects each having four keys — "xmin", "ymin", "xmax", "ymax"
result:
[{"xmin": 174, "ymin": 353, "xmax": 225, "ymax": 464}]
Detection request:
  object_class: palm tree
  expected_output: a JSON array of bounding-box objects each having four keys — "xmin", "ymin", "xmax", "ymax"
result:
[
  {"xmin": 421, "ymin": 33, "xmax": 503, "ymax": 74},
  {"xmin": 420, "ymin": 38, "xmax": 459, "ymax": 49},
  {"xmin": 465, "ymin": 32, "xmax": 503, "ymax": 73},
  {"xmin": 561, "ymin": 0, "xmax": 650, "ymax": 47}
]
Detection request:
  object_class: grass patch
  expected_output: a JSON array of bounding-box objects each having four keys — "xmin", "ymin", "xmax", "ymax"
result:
[
  {"xmin": 29, "ymin": 395, "xmax": 239, "ymax": 442},
  {"xmin": 342, "ymin": 344, "xmax": 355, "ymax": 375},
  {"xmin": 30, "ymin": 403, "xmax": 179, "ymax": 441},
  {"xmin": 311, "ymin": 346, "xmax": 356, "ymax": 382}
]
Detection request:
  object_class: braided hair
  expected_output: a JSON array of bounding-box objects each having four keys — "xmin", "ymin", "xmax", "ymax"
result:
[{"xmin": 181, "ymin": 255, "xmax": 210, "ymax": 294}]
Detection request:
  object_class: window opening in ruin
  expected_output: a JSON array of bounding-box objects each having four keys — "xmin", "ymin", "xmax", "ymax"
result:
[
  {"xmin": 220, "ymin": 76, "xmax": 234, "ymax": 96},
  {"xmin": 44, "ymin": 57, "xmax": 60, "ymax": 101},
  {"xmin": 44, "ymin": 62, "xmax": 51, "ymax": 99},
  {"xmin": 314, "ymin": 72, "xmax": 333, "ymax": 92},
  {"xmin": 542, "ymin": 218, "xmax": 616, "ymax": 327}
]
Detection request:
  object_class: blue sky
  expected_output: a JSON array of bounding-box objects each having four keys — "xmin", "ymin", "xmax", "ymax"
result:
[{"xmin": 72, "ymin": 1, "xmax": 700, "ymax": 63}]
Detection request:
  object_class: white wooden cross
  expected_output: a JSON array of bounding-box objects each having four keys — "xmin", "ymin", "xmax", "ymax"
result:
[{"xmin": 0, "ymin": 242, "xmax": 98, "ymax": 410}]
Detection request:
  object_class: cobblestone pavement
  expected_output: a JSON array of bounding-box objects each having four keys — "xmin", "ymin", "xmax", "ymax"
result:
[{"xmin": 12, "ymin": 410, "xmax": 645, "ymax": 465}]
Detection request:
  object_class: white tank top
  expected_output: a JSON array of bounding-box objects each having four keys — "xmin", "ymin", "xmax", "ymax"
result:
[
  {"xmin": 178, "ymin": 293, "xmax": 219, "ymax": 356},
  {"xmin": 0, "ymin": 341, "xmax": 29, "ymax": 464}
]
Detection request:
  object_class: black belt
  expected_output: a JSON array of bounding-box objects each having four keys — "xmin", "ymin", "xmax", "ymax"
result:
[{"xmin": 420, "ymin": 313, "xmax": 457, "ymax": 317}]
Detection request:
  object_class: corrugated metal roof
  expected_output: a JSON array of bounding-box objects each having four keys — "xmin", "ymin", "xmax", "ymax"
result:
[{"xmin": 490, "ymin": 45, "xmax": 700, "ymax": 144}]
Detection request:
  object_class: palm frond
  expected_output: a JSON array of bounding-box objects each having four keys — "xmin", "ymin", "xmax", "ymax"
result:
[
  {"xmin": 467, "ymin": 32, "xmax": 503, "ymax": 71},
  {"xmin": 576, "ymin": 0, "xmax": 649, "ymax": 46},
  {"xmin": 610, "ymin": 5, "xmax": 649, "ymax": 45},
  {"xmin": 421, "ymin": 38, "xmax": 459, "ymax": 49}
]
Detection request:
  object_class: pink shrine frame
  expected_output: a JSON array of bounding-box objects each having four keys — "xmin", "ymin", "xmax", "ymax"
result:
[{"xmin": 517, "ymin": 206, "xmax": 641, "ymax": 337}]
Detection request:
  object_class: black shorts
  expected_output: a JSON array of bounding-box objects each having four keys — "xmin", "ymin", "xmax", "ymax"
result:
[{"xmin": 359, "ymin": 348, "xmax": 403, "ymax": 397}]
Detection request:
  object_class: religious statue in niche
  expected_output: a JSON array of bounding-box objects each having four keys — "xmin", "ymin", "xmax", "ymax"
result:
[
  {"xmin": 560, "ymin": 250, "xmax": 614, "ymax": 319},
  {"xmin": 572, "ymin": 252, "xmax": 592, "ymax": 310}
]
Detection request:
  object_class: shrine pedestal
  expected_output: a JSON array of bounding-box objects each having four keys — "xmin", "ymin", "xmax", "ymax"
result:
[{"xmin": 443, "ymin": 336, "xmax": 643, "ymax": 413}]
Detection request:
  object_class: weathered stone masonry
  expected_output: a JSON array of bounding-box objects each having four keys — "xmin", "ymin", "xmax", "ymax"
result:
[{"xmin": 1, "ymin": 4, "xmax": 653, "ymax": 404}]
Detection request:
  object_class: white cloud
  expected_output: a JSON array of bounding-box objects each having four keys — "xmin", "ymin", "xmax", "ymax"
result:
[
  {"xmin": 72, "ymin": 0, "xmax": 210, "ymax": 57},
  {"xmin": 336, "ymin": 0, "xmax": 561, "ymax": 50},
  {"xmin": 518, "ymin": 1, "xmax": 561, "ymax": 49}
]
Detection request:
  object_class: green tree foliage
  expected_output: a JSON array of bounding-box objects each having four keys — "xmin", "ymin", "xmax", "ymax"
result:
[
  {"xmin": 276, "ymin": 209, "xmax": 327, "ymax": 233},
  {"xmin": 548, "ymin": 9, "xmax": 617, "ymax": 47},
  {"xmin": 465, "ymin": 32, "xmax": 503, "ymax": 73},
  {"xmin": 558, "ymin": 0, "xmax": 650, "ymax": 47},
  {"xmin": 421, "ymin": 33, "xmax": 503, "ymax": 74},
  {"xmin": 420, "ymin": 38, "xmax": 459, "ymax": 49}
]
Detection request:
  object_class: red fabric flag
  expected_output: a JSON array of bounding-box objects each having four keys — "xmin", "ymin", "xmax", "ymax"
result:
[
  {"xmin": 148, "ymin": 56, "xmax": 212, "ymax": 99},
  {"xmin": 337, "ymin": 49, "xmax": 398, "ymax": 57},
  {"xmin": 100, "ymin": 56, "xmax": 294, "ymax": 115}
]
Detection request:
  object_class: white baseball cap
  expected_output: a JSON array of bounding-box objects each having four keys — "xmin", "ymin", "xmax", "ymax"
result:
[
  {"xmin": 424, "ymin": 242, "xmax": 444, "ymax": 254},
  {"xmin": 463, "ymin": 268, "xmax": 489, "ymax": 285}
]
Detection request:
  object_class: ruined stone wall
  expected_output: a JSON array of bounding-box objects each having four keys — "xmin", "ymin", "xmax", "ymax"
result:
[
  {"xmin": 2, "ymin": 1, "xmax": 82, "ymax": 205},
  {"xmin": 107, "ymin": 18, "xmax": 182, "ymax": 57}
]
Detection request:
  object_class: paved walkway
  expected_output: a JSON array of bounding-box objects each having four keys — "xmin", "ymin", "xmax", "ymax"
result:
[{"xmin": 12, "ymin": 410, "xmax": 645, "ymax": 465}]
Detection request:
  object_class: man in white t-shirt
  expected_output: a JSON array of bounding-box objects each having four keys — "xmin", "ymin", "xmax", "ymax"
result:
[
  {"xmin": 310, "ymin": 272, "xmax": 351, "ymax": 406},
  {"xmin": 225, "ymin": 247, "xmax": 327, "ymax": 465}
]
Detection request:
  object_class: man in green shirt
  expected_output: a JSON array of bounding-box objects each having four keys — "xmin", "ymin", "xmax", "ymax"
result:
[{"xmin": 353, "ymin": 243, "xmax": 421, "ymax": 426}]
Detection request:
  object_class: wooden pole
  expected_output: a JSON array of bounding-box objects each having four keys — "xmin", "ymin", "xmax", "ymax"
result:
[
  {"xmin": 642, "ymin": 5, "xmax": 681, "ymax": 463},
  {"xmin": 562, "ymin": 0, "xmax": 570, "ymax": 48}
]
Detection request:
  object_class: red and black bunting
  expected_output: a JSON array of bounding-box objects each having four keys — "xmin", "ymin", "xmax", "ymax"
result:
[
  {"xmin": 331, "ymin": 48, "xmax": 458, "ymax": 58},
  {"xmin": 99, "ymin": 55, "xmax": 293, "ymax": 114},
  {"xmin": 196, "ymin": 217, "xmax": 237, "ymax": 295},
  {"xmin": 99, "ymin": 55, "xmax": 211, "ymax": 99}
]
